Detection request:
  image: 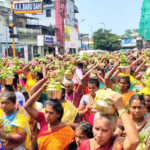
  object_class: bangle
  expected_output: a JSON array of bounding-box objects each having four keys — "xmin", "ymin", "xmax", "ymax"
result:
[{"xmin": 118, "ymin": 109, "xmax": 126, "ymax": 117}]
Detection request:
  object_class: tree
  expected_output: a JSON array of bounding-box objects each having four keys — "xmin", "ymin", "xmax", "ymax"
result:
[
  {"xmin": 93, "ymin": 29, "xmax": 121, "ymax": 51},
  {"xmin": 121, "ymin": 29, "xmax": 138, "ymax": 38}
]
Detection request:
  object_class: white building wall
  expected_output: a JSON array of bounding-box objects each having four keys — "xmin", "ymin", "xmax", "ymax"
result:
[
  {"xmin": 26, "ymin": 4, "xmax": 55, "ymax": 27},
  {"xmin": 64, "ymin": 0, "xmax": 80, "ymax": 51},
  {"xmin": 0, "ymin": 0, "xmax": 10, "ymax": 8}
]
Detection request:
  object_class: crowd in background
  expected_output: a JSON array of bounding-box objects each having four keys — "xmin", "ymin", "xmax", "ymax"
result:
[{"xmin": 0, "ymin": 49, "xmax": 150, "ymax": 150}]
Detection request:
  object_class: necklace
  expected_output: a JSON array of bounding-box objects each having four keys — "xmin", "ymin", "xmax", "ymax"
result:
[{"xmin": 135, "ymin": 119, "xmax": 146, "ymax": 132}]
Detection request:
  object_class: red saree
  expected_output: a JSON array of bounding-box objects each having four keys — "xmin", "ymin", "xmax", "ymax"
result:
[{"xmin": 78, "ymin": 138, "xmax": 123, "ymax": 150}]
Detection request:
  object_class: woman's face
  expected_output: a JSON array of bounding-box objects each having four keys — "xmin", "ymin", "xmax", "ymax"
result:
[
  {"xmin": 64, "ymin": 83, "xmax": 73, "ymax": 93},
  {"xmin": 130, "ymin": 99, "xmax": 146, "ymax": 121},
  {"xmin": 93, "ymin": 116, "xmax": 113, "ymax": 146},
  {"xmin": 1, "ymin": 97, "xmax": 16, "ymax": 115},
  {"xmin": 75, "ymin": 128, "xmax": 88, "ymax": 146},
  {"xmin": 144, "ymin": 95, "xmax": 150, "ymax": 109},
  {"xmin": 119, "ymin": 78, "xmax": 129, "ymax": 91},
  {"xmin": 88, "ymin": 83, "xmax": 98, "ymax": 96},
  {"xmin": 44, "ymin": 104, "xmax": 60, "ymax": 124},
  {"xmin": 98, "ymin": 70, "xmax": 104, "ymax": 78}
]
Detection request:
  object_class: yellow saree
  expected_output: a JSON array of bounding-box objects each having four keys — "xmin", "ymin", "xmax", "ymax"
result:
[
  {"xmin": 61, "ymin": 100, "xmax": 78, "ymax": 123},
  {"xmin": 26, "ymin": 73, "xmax": 36, "ymax": 92},
  {"xmin": 0, "ymin": 108, "xmax": 32, "ymax": 150}
]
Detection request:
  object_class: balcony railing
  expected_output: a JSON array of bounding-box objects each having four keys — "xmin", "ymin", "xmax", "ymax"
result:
[{"xmin": 16, "ymin": 27, "xmax": 41, "ymax": 38}]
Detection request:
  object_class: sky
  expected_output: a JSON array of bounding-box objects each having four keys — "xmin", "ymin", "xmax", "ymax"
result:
[{"xmin": 76, "ymin": 0, "xmax": 144, "ymax": 36}]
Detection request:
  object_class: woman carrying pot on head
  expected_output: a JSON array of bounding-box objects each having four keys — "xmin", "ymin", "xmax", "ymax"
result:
[
  {"xmin": 24, "ymin": 79, "xmax": 75, "ymax": 150},
  {"xmin": 117, "ymin": 76, "xmax": 135, "ymax": 106},
  {"xmin": 78, "ymin": 78, "xmax": 99, "ymax": 125},
  {"xmin": 78, "ymin": 92, "xmax": 139, "ymax": 150}
]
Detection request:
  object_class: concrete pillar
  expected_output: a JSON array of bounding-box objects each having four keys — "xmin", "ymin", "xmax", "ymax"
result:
[{"xmin": 24, "ymin": 45, "xmax": 29, "ymax": 63}]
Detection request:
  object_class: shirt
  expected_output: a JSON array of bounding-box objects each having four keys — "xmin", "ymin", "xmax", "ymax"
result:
[{"xmin": 15, "ymin": 91, "xmax": 25, "ymax": 107}]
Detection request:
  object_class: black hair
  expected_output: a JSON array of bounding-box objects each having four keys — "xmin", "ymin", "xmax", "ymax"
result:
[
  {"xmin": 77, "ymin": 62, "xmax": 84, "ymax": 69},
  {"xmin": 22, "ymin": 76, "xmax": 27, "ymax": 84},
  {"xmin": 37, "ymin": 72, "xmax": 43, "ymax": 80},
  {"xmin": 45, "ymin": 100, "xmax": 64, "ymax": 121},
  {"xmin": 4, "ymin": 85, "xmax": 14, "ymax": 92},
  {"xmin": 88, "ymin": 78, "xmax": 99, "ymax": 88},
  {"xmin": 118, "ymin": 76, "xmax": 131, "ymax": 89},
  {"xmin": 61, "ymin": 88, "xmax": 66, "ymax": 100},
  {"xmin": 22, "ymin": 91, "xmax": 29, "ymax": 102},
  {"xmin": 1, "ymin": 92, "xmax": 16, "ymax": 104},
  {"xmin": 76, "ymin": 122, "xmax": 93, "ymax": 138},
  {"xmin": 130, "ymin": 67, "xmax": 136, "ymax": 76},
  {"xmin": 129, "ymin": 94, "xmax": 145, "ymax": 106},
  {"xmin": 100, "ymin": 69, "xmax": 105, "ymax": 77},
  {"xmin": 13, "ymin": 73, "xmax": 19, "ymax": 90}
]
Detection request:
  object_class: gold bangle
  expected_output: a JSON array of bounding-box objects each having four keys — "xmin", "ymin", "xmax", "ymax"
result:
[{"xmin": 118, "ymin": 109, "xmax": 126, "ymax": 117}]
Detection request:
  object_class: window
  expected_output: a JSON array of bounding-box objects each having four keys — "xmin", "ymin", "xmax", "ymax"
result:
[
  {"xmin": 43, "ymin": 0, "xmax": 52, "ymax": 4},
  {"xmin": 46, "ymin": 9, "xmax": 51, "ymax": 17}
]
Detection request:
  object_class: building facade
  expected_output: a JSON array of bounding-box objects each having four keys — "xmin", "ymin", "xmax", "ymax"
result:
[
  {"xmin": 64, "ymin": 0, "xmax": 80, "ymax": 53},
  {"xmin": 0, "ymin": 0, "xmax": 80, "ymax": 61}
]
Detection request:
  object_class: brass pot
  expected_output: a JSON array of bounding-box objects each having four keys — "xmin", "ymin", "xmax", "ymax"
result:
[
  {"xmin": 119, "ymin": 66, "xmax": 130, "ymax": 74},
  {"xmin": 95, "ymin": 99, "xmax": 116, "ymax": 115},
  {"xmin": 5, "ymin": 77, "xmax": 14, "ymax": 85},
  {"xmin": 1, "ymin": 79, "xmax": 5, "ymax": 85},
  {"xmin": 46, "ymin": 88, "xmax": 62, "ymax": 99}
]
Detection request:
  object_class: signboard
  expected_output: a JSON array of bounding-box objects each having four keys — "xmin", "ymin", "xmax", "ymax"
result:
[
  {"xmin": 45, "ymin": 36, "xmax": 53, "ymax": 44},
  {"xmin": 45, "ymin": 35, "xmax": 56, "ymax": 46},
  {"xmin": 37, "ymin": 35, "xmax": 56, "ymax": 46},
  {"xmin": 12, "ymin": 0, "xmax": 43, "ymax": 14},
  {"xmin": 121, "ymin": 38, "xmax": 136, "ymax": 47},
  {"xmin": 64, "ymin": 25, "xmax": 71, "ymax": 42}
]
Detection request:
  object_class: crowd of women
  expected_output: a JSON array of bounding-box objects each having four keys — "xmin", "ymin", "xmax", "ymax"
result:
[{"xmin": 0, "ymin": 49, "xmax": 150, "ymax": 150}]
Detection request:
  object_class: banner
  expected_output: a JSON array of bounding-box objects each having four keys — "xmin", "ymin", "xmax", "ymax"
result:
[
  {"xmin": 12, "ymin": 0, "xmax": 43, "ymax": 14},
  {"xmin": 64, "ymin": 25, "xmax": 71, "ymax": 42},
  {"xmin": 121, "ymin": 38, "xmax": 136, "ymax": 47}
]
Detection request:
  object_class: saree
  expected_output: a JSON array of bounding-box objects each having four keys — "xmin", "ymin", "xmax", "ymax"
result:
[
  {"xmin": 61, "ymin": 100, "xmax": 78, "ymax": 123},
  {"xmin": 26, "ymin": 73, "xmax": 36, "ymax": 92},
  {"xmin": 83, "ymin": 110, "xmax": 94, "ymax": 125},
  {"xmin": 78, "ymin": 137, "xmax": 123, "ymax": 150},
  {"xmin": 83, "ymin": 95, "xmax": 95, "ymax": 125},
  {"xmin": 37, "ymin": 125, "xmax": 74, "ymax": 150},
  {"xmin": 136, "ymin": 119, "xmax": 150, "ymax": 150},
  {"xmin": 122, "ymin": 91, "xmax": 135, "ymax": 106},
  {"xmin": 0, "ymin": 108, "xmax": 32, "ymax": 150}
]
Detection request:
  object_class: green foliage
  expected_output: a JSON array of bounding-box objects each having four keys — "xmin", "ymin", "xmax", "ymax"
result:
[
  {"xmin": 120, "ymin": 53, "xmax": 128, "ymax": 66},
  {"xmin": 120, "ymin": 29, "xmax": 138, "ymax": 38},
  {"xmin": 93, "ymin": 29, "xmax": 121, "ymax": 51}
]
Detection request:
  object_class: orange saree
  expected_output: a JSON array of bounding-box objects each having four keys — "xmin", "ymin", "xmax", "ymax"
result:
[
  {"xmin": 122, "ymin": 91, "xmax": 135, "ymax": 106},
  {"xmin": 37, "ymin": 125, "xmax": 74, "ymax": 150}
]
